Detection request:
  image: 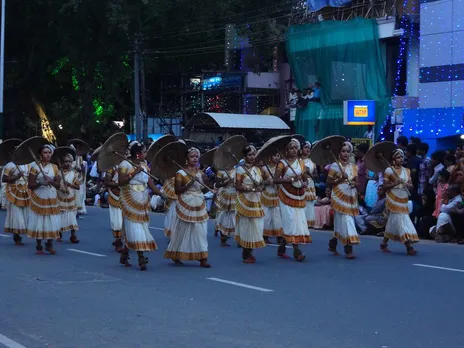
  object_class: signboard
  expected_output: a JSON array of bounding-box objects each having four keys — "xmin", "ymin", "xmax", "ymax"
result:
[{"xmin": 343, "ymin": 100, "xmax": 376, "ymax": 126}]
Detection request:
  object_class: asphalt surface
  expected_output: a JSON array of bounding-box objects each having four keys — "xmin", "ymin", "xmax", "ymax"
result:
[{"xmin": 0, "ymin": 206, "xmax": 463, "ymax": 348}]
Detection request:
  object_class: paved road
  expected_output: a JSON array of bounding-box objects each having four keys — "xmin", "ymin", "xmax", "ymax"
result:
[{"xmin": 0, "ymin": 206, "xmax": 463, "ymax": 348}]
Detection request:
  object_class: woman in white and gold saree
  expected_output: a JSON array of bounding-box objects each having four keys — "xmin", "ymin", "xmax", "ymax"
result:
[
  {"xmin": 164, "ymin": 147, "xmax": 211, "ymax": 268},
  {"xmin": 235, "ymin": 145, "xmax": 266, "ymax": 264},
  {"xmin": 118, "ymin": 142, "xmax": 164, "ymax": 271}
]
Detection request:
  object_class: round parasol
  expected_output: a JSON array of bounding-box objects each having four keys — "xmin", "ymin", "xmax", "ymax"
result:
[
  {"xmin": 13, "ymin": 136, "xmax": 50, "ymax": 165},
  {"xmin": 90, "ymin": 146, "xmax": 101, "ymax": 162},
  {"xmin": 97, "ymin": 133, "xmax": 129, "ymax": 172},
  {"xmin": 51, "ymin": 146, "xmax": 76, "ymax": 166},
  {"xmin": 183, "ymin": 139, "xmax": 196, "ymax": 148},
  {"xmin": 309, "ymin": 135, "xmax": 346, "ymax": 166},
  {"xmin": 152, "ymin": 141, "xmax": 188, "ymax": 179},
  {"xmin": 0, "ymin": 138, "xmax": 22, "ymax": 166},
  {"xmin": 364, "ymin": 141, "xmax": 397, "ymax": 173},
  {"xmin": 200, "ymin": 147, "xmax": 217, "ymax": 167},
  {"xmin": 68, "ymin": 139, "xmax": 91, "ymax": 156},
  {"xmin": 291, "ymin": 134, "xmax": 306, "ymax": 144},
  {"xmin": 146, "ymin": 134, "xmax": 176, "ymax": 162},
  {"xmin": 213, "ymin": 135, "xmax": 248, "ymax": 171},
  {"xmin": 256, "ymin": 135, "xmax": 292, "ymax": 163}
]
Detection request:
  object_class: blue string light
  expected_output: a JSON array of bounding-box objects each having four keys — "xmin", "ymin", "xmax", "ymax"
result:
[{"xmin": 380, "ymin": 0, "xmax": 410, "ymax": 141}]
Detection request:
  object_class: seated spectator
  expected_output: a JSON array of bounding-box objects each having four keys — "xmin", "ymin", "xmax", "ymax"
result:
[
  {"xmin": 415, "ymin": 188, "xmax": 437, "ymax": 239},
  {"xmin": 450, "ymin": 193, "xmax": 464, "ymax": 244},
  {"xmin": 355, "ymin": 186, "xmax": 387, "ymax": 235},
  {"xmin": 314, "ymin": 187, "xmax": 333, "ymax": 229},
  {"xmin": 433, "ymin": 170, "xmax": 450, "ymax": 218},
  {"xmin": 431, "ymin": 184, "xmax": 463, "ymax": 243}
]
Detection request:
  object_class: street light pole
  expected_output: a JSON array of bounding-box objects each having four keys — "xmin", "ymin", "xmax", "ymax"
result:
[{"xmin": 0, "ymin": 0, "xmax": 6, "ymax": 140}]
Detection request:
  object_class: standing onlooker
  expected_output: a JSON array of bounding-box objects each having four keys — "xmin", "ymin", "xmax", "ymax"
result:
[
  {"xmin": 396, "ymin": 136, "xmax": 409, "ymax": 166},
  {"xmin": 429, "ymin": 151, "xmax": 445, "ymax": 187},
  {"xmin": 406, "ymin": 144, "xmax": 421, "ymax": 196},
  {"xmin": 355, "ymin": 142, "xmax": 369, "ymax": 195},
  {"xmin": 363, "ymin": 125, "xmax": 374, "ymax": 143},
  {"xmin": 312, "ymin": 82, "xmax": 321, "ymax": 102},
  {"xmin": 417, "ymin": 142, "xmax": 432, "ymax": 195},
  {"xmin": 444, "ymin": 154, "xmax": 456, "ymax": 173}
]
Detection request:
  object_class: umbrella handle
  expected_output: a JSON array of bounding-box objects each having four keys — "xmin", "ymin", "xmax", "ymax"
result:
[
  {"xmin": 57, "ymin": 158, "xmax": 70, "ymax": 194},
  {"xmin": 276, "ymin": 150, "xmax": 306, "ymax": 185},
  {"xmin": 28, "ymin": 147, "xmax": 51, "ymax": 187},
  {"xmin": 14, "ymin": 164, "xmax": 25, "ymax": 178},
  {"xmin": 113, "ymin": 151, "xmax": 160, "ymax": 182},
  {"xmin": 227, "ymin": 150, "xmax": 260, "ymax": 187},
  {"xmin": 378, "ymin": 156, "xmax": 411, "ymax": 196},
  {"xmin": 328, "ymin": 149, "xmax": 357, "ymax": 190},
  {"xmin": 170, "ymin": 159, "xmax": 215, "ymax": 193}
]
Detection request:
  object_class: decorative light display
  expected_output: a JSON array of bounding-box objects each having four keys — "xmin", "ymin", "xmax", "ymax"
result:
[
  {"xmin": 380, "ymin": 6, "xmax": 409, "ymax": 141},
  {"xmin": 51, "ymin": 57, "xmax": 127, "ymax": 123},
  {"xmin": 34, "ymin": 102, "xmax": 56, "ymax": 143},
  {"xmin": 401, "ymin": 0, "xmax": 464, "ymax": 145}
]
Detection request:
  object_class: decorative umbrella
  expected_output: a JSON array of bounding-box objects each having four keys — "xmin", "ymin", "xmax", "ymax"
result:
[
  {"xmin": 146, "ymin": 134, "xmax": 176, "ymax": 163},
  {"xmin": 97, "ymin": 133, "xmax": 129, "ymax": 172},
  {"xmin": 98, "ymin": 132, "xmax": 159, "ymax": 180},
  {"xmin": 152, "ymin": 141, "xmax": 188, "ymax": 179},
  {"xmin": 153, "ymin": 141, "xmax": 213, "ymax": 192},
  {"xmin": 213, "ymin": 135, "xmax": 248, "ymax": 171},
  {"xmin": 13, "ymin": 136, "xmax": 49, "ymax": 165},
  {"xmin": 256, "ymin": 135, "xmax": 292, "ymax": 163},
  {"xmin": 364, "ymin": 141, "xmax": 397, "ymax": 174},
  {"xmin": 365, "ymin": 141, "xmax": 410, "ymax": 195},
  {"xmin": 291, "ymin": 134, "xmax": 306, "ymax": 144},
  {"xmin": 309, "ymin": 135, "xmax": 346, "ymax": 167},
  {"xmin": 200, "ymin": 147, "xmax": 217, "ymax": 168},
  {"xmin": 0, "ymin": 138, "xmax": 22, "ymax": 166},
  {"xmin": 90, "ymin": 146, "xmax": 101, "ymax": 162},
  {"xmin": 51, "ymin": 146, "xmax": 76, "ymax": 165},
  {"xmin": 214, "ymin": 135, "xmax": 261, "ymax": 186},
  {"xmin": 68, "ymin": 139, "xmax": 91, "ymax": 156},
  {"xmin": 183, "ymin": 139, "xmax": 196, "ymax": 148}
]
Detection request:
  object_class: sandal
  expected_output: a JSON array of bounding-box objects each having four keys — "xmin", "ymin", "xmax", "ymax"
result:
[
  {"xmin": 380, "ymin": 244, "xmax": 391, "ymax": 253},
  {"xmin": 119, "ymin": 247, "xmax": 132, "ymax": 267}
]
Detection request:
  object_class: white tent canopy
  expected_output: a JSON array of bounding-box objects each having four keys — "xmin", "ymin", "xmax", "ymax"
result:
[{"xmin": 191, "ymin": 112, "xmax": 290, "ymax": 130}]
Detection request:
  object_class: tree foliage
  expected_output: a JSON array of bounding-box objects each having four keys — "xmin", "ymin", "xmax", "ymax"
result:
[{"xmin": 3, "ymin": 0, "xmax": 289, "ymax": 144}]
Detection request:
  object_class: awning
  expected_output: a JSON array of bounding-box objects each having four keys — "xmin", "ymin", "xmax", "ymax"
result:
[{"xmin": 190, "ymin": 112, "xmax": 290, "ymax": 130}]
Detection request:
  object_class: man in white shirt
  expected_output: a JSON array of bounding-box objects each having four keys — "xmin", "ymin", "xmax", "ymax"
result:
[{"xmin": 431, "ymin": 184, "xmax": 462, "ymax": 242}]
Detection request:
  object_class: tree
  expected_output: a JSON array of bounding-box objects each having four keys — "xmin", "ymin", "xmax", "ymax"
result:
[{"xmin": 3, "ymin": 0, "xmax": 289, "ymax": 142}]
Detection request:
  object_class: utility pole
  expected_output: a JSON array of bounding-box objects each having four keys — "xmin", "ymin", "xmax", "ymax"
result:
[
  {"xmin": 134, "ymin": 36, "xmax": 142, "ymax": 141},
  {"xmin": 0, "ymin": 0, "xmax": 6, "ymax": 140},
  {"xmin": 140, "ymin": 56, "xmax": 148, "ymax": 144}
]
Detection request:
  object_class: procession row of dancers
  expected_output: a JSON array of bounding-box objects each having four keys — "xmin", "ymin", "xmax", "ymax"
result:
[{"xmin": 2, "ymin": 136, "xmax": 419, "ymax": 271}]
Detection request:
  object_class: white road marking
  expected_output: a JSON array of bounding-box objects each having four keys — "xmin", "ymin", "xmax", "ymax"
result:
[
  {"xmin": 67, "ymin": 249, "xmax": 107, "ymax": 257},
  {"xmin": 149, "ymin": 227, "xmax": 164, "ymax": 231},
  {"xmin": 413, "ymin": 264, "xmax": 464, "ymax": 273},
  {"xmin": 266, "ymin": 244, "xmax": 290, "ymax": 248},
  {"xmin": 207, "ymin": 277, "xmax": 274, "ymax": 292},
  {"xmin": 0, "ymin": 333, "xmax": 27, "ymax": 348},
  {"xmin": 0, "ymin": 234, "xmax": 9, "ymax": 238}
]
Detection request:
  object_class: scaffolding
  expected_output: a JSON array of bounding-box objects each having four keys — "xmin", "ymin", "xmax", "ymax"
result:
[{"xmin": 290, "ymin": 0, "xmax": 397, "ymax": 25}]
